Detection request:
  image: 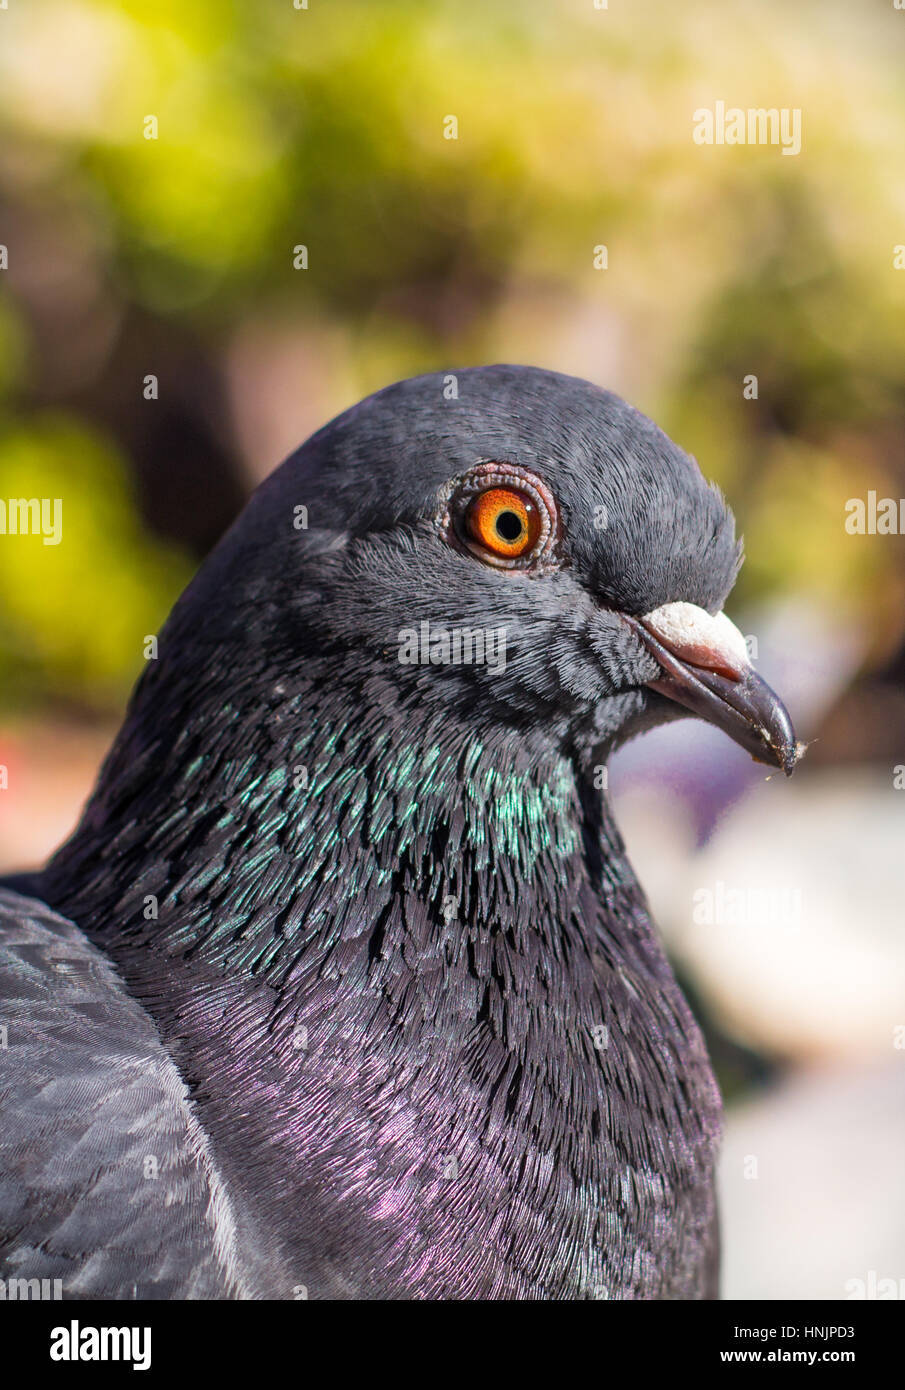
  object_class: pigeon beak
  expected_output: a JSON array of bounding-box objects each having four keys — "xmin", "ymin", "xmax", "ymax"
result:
[{"xmin": 622, "ymin": 601, "xmax": 802, "ymax": 775}]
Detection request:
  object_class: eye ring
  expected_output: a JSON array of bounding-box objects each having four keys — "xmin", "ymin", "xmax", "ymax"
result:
[{"xmin": 435, "ymin": 462, "xmax": 560, "ymax": 572}]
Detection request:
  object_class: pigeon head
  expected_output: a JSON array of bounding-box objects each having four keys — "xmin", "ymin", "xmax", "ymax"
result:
[
  {"xmin": 179, "ymin": 363, "xmax": 796, "ymax": 774},
  {"xmin": 44, "ymin": 363, "xmax": 798, "ymax": 985}
]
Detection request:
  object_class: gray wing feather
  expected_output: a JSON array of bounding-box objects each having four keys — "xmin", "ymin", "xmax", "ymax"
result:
[{"xmin": 0, "ymin": 890, "xmax": 247, "ymax": 1299}]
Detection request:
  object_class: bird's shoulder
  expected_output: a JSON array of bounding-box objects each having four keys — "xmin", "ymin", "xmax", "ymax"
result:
[{"xmin": 0, "ymin": 888, "xmax": 249, "ymax": 1299}]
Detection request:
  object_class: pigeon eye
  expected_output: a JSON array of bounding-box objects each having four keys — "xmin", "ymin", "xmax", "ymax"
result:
[
  {"xmin": 439, "ymin": 462, "xmax": 560, "ymax": 572},
  {"xmin": 466, "ymin": 487, "xmax": 540, "ymax": 559}
]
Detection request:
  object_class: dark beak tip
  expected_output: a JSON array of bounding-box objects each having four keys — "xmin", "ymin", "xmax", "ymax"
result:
[
  {"xmin": 743, "ymin": 674, "xmax": 801, "ymax": 778},
  {"xmin": 734, "ymin": 687, "xmax": 804, "ymax": 778},
  {"xmin": 778, "ymin": 737, "xmax": 808, "ymax": 777}
]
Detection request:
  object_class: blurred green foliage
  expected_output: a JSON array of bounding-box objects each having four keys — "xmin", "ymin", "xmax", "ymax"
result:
[
  {"xmin": 0, "ymin": 417, "xmax": 190, "ymax": 709},
  {"xmin": 0, "ymin": 0, "xmax": 904, "ymax": 714}
]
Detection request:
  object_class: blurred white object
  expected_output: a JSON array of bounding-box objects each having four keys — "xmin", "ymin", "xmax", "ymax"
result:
[
  {"xmin": 618, "ymin": 768, "xmax": 905, "ymax": 1060},
  {"xmin": 720, "ymin": 1063, "xmax": 905, "ymax": 1300}
]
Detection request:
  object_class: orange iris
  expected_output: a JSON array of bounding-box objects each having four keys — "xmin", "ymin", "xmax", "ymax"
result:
[{"xmin": 465, "ymin": 487, "xmax": 541, "ymax": 559}]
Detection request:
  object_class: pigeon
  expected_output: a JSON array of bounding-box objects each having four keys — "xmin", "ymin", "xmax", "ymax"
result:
[{"xmin": 0, "ymin": 365, "xmax": 799, "ymax": 1300}]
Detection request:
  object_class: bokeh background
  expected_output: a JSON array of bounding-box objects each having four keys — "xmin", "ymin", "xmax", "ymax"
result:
[{"xmin": 1, "ymin": 0, "xmax": 903, "ymax": 1299}]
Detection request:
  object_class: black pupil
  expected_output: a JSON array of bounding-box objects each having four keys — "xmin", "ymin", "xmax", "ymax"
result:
[{"xmin": 495, "ymin": 510, "xmax": 524, "ymax": 542}]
